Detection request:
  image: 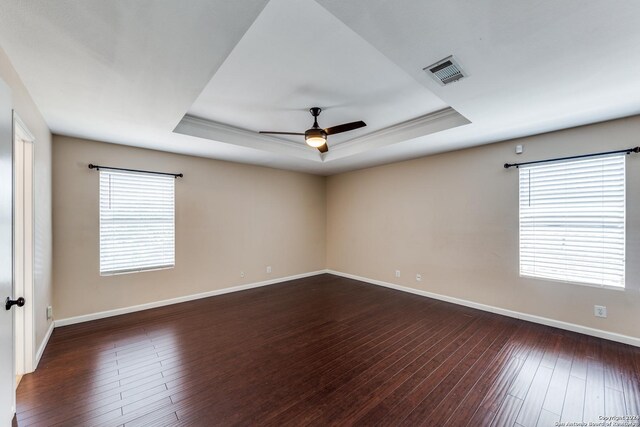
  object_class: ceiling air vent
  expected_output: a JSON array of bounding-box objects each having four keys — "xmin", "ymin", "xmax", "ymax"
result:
[{"xmin": 424, "ymin": 56, "xmax": 465, "ymax": 86}]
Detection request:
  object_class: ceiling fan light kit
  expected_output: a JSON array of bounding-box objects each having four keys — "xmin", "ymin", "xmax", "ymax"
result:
[
  {"xmin": 305, "ymin": 130, "xmax": 327, "ymax": 148},
  {"xmin": 259, "ymin": 107, "xmax": 366, "ymax": 153}
]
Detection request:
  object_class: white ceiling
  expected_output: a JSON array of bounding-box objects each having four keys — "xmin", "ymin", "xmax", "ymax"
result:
[{"xmin": 1, "ymin": 0, "xmax": 640, "ymax": 174}]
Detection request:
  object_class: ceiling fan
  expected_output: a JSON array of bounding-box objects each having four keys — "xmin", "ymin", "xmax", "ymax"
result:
[{"xmin": 259, "ymin": 107, "xmax": 366, "ymax": 153}]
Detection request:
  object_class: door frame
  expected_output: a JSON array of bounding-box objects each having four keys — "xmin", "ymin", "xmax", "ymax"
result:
[{"xmin": 13, "ymin": 112, "xmax": 35, "ymax": 377}]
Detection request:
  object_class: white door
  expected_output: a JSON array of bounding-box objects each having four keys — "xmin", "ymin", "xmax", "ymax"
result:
[
  {"xmin": 13, "ymin": 115, "xmax": 35, "ymax": 380},
  {"xmin": 0, "ymin": 77, "xmax": 17, "ymax": 425}
]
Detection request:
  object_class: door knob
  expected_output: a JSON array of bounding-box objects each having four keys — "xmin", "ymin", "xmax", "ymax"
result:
[{"xmin": 5, "ymin": 297, "xmax": 25, "ymax": 311}]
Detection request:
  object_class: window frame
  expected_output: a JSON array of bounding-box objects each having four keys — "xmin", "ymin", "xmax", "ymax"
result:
[
  {"xmin": 98, "ymin": 169, "xmax": 176, "ymax": 276},
  {"xmin": 517, "ymin": 153, "xmax": 626, "ymax": 291}
]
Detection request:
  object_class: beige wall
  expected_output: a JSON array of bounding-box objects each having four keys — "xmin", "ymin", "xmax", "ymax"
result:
[
  {"xmin": 327, "ymin": 116, "xmax": 640, "ymax": 339},
  {"xmin": 52, "ymin": 136, "xmax": 326, "ymax": 320},
  {"xmin": 0, "ymin": 47, "xmax": 53, "ymax": 349}
]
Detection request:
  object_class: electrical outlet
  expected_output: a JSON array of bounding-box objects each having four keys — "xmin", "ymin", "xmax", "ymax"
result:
[
  {"xmin": 594, "ymin": 305, "xmax": 607, "ymax": 318},
  {"xmin": 416, "ymin": 274, "xmax": 422, "ymax": 282},
  {"xmin": 266, "ymin": 266, "xmax": 272, "ymax": 274},
  {"xmin": 240, "ymin": 271, "xmax": 245, "ymax": 278},
  {"xmin": 395, "ymin": 270, "xmax": 401, "ymax": 278},
  {"xmin": 46, "ymin": 306, "xmax": 53, "ymax": 320}
]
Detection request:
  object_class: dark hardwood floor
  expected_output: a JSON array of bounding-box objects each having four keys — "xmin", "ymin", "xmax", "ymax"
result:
[{"xmin": 15, "ymin": 274, "xmax": 640, "ymax": 426}]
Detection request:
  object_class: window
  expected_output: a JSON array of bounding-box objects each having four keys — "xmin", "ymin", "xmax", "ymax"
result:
[
  {"xmin": 99, "ymin": 170, "xmax": 175, "ymax": 275},
  {"xmin": 519, "ymin": 153, "xmax": 625, "ymax": 288}
]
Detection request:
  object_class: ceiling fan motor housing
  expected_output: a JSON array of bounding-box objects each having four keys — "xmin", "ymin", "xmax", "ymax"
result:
[{"xmin": 305, "ymin": 128, "xmax": 326, "ymax": 139}]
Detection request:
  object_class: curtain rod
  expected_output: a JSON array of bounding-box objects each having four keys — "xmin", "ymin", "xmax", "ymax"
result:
[
  {"xmin": 504, "ymin": 146, "xmax": 640, "ymax": 169},
  {"xmin": 88, "ymin": 164, "xmax": 183, "ymax": 178}
]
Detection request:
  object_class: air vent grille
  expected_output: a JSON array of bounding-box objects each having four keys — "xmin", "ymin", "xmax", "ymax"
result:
[{"xmin": 424, "ymin": 56, "xmax": 465, "ymax": 85}]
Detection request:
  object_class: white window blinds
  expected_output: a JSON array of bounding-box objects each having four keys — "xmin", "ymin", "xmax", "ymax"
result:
[
  {"xmin": 519, "ymin": 154, "xmax": 625, "ymax": 288},
  {"xmin": 100, "ymin": 170, "xmax": 175, "ymax": 275}
]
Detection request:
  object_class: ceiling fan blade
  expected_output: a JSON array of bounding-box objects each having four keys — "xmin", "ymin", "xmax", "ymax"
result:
[
  {"xmin": 317, "ymin": 143, "xmax": 328, "ymax": 153},
  {"xmin": 324, "ymin": 120, "xmax": 366, "ymax": 135},
  {"xmin": 259, "ymin": 131, "xmax": 304, "ymax": 136}
]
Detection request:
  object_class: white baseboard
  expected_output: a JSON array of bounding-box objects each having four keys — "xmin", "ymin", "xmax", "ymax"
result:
[
  {"xmin": 55, "ymin": 270, "xmax": 328, "ymax": 327},
  {"xmin": 327, "ymin": 270, "xmax": 640, "ymax": 348},
  {"xmin": 34, "ymin": 320, "xmax": 54, "ymax": 369}
]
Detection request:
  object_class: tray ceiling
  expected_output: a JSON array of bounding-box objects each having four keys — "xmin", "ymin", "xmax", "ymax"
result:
[{"xmin": 175, "ymin": 0, "xmax": 465, "ymax": 162}]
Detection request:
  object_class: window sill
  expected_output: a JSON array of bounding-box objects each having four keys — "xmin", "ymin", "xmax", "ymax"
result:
[
  {"xmin": 519, "ymin": 273, "xmax": 625, "ymax": 292},
  {"xmin": 100, "ymin": 265, "xmax": 174, "ymax": 277}
]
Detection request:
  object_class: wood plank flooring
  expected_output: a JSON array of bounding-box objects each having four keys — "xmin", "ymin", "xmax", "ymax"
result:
[{"xmin": 14, "ymin": 274, "xmax": 640, "ymax": 426}]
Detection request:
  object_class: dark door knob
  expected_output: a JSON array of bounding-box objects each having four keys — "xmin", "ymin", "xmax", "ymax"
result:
[{"xmin": 5, "ymin": 297, "xmax": 25, "ymax": 311}]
